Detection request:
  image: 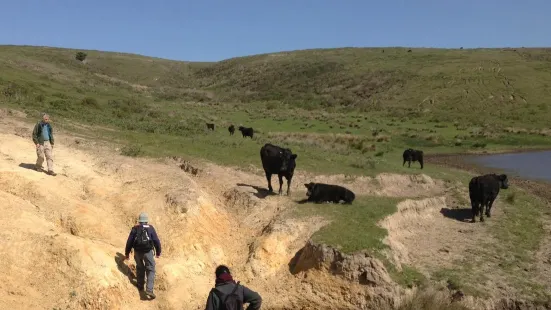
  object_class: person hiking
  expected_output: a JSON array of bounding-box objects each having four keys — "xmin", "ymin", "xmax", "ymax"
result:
[
  {"xmin": 205, "ymin": 265, "xmax": 262, "ymax": 310},
  {"xmin": 124, "ymin": 212, "xmax": 161, "ymax": 299},
  {"xmin": 32, "ymin": 113, "xmax": 56, "ymax": 176}
]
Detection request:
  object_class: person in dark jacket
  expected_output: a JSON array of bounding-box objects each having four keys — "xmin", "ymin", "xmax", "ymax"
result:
[
  {"xmin": 32, "ymin": 113, "xmax": 56, "ymax": 176},
  {"xmin": 205, "ymin": 265, "xmax": 262, "ymax": 310},
  {"xmin": 124, "ymin": 212, "xmax": 161, "ymax": 299}
]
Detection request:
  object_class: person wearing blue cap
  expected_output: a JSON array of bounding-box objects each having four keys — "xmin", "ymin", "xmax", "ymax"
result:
[{"xmin": 124, "ymin": 212, "xmax": 161, "ymax": 299}]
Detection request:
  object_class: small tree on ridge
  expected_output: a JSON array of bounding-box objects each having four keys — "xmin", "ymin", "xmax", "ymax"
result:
[{"xmin": 75, "ymin": 51, "xmax": 87, "ymax": 62}]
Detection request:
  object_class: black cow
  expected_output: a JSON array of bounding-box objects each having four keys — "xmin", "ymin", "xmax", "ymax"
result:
[
  {"xmin": 228, "ymin": 124, "xmax": 235, "ymax": 135},
  {"xmin": 206, "ymin": 123, "xmax": 215, "ymax": 131},
  {"xmin": 304, "ymin": 182, "xmax": 355, "ymax": 204},
  {"xmin": 260, "ymin": 143, "xmax": 298, "ymax": 196},
  {"xmin": 238, "ymin": 126, "xmax": 254, "ymax": 138},
  {"xmin": 402, "ymin": 148, "xmax": 424, "ymax": 169},
  {"xmin": 468, "ymin": 174, "xmax": 509, "ymax": 223}
]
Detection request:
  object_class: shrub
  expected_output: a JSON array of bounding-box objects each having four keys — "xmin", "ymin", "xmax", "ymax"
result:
[
  {"xmin": 121, "ymin": 145, "xmax": 142, "ymax": 157},
  {"xmin": 75, "ymin": 52, "xmax": 87, "ymax": 62},
  {"xmin": 81, "ymin": 97, "xmax": 99, "ymax": 108}
]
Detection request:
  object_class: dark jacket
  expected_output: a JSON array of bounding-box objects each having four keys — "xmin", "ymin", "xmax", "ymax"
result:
[
  {"xmin": 32, "ymin": 121, "xmax": 55, "ymax": 145},
  {"xmin": 124, "ymin": 224, "xmax": 162, "ymax": 256},
  {"xmin": 205, "ymin": 281, "xmax": 262, "ymax": 310}
]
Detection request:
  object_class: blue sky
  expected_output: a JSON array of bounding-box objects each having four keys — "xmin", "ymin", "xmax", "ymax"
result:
[{"xmin": 0, "ymin": 0, "xmax": 549, "ymax": 62}]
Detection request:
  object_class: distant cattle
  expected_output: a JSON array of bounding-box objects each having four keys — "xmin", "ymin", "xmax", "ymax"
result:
[
  {"xmin": 260, "ymin": 143, "xmax": 298, "ymax": 196},
  {"xmin": 468, "ymin": 174, "xmax": 509, "ymax": 223},
  {"xmin": 206, "ymin": 123, "xmax": 215, "ymax": 131},
  {"xmin": 238, "ymin": 126, "xmax": 254, "ymax": 138},
  {"xmin": 228, "ymin": 124, "xmax": 235, "ymax": 135},
  {"xmin": 304, "ymin": 182, "xmax": 355, "ymax": 204},
  {"xmin": 402, "ymin": 148, "xmax": 424, "ymax": 169},
  {"xmin": 407, "ymin": 49, "xmax": 412, "ymax": 52}
]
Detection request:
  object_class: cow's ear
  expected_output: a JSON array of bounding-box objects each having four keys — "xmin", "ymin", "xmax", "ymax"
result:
[
  {"xmin": 291, "ymin": 154, "xmax": 298, "ymax": 159},
  {"xmin": 500, "ymin": 174, "xmax": 507, "ymax": 181},
  {"xmin": 304, "ymin": 183, "xmax": 309, "ymax": 188}
]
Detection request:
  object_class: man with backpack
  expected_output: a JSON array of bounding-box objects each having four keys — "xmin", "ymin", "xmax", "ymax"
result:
[
  {"xmin": 205, "ymin": 265, "xmax": 262, "ymax": 310},
  {"xmin": 124, "ymin": 212, "xmax": 161, "ymax": 299}
]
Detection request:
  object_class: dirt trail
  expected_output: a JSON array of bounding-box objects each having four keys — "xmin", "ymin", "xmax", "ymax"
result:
[{"xmin": 1, "ymin": 111, "xmax": 550, "ymax": 309}]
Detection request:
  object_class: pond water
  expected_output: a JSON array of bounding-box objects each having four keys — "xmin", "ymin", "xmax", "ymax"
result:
[{"xmin": 467, "ymin": 150, "xmax": 551, "ymax": 182}]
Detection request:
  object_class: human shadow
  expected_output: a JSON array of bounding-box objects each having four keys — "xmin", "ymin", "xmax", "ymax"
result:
[
  {"xmin": 114, "ymin": 252, "xmax": 152, "ymax": 300},
  {"xmin": 19, "ymin": 163, "xmax": 39, "ymax": 171},
  {"xmin": 440, "ymin": 208, "xmax": 473, "ymax": 223},
  {"xmin": 236, "ymin": 183, "xmax": 276, "ymax": 199},
  {"xmin": 114, "ymin": 252, "xmax": 144, "ymax": 295}
]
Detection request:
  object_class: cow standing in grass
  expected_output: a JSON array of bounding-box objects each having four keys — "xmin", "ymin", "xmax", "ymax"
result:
[
  {"xmin": 260, "ymin": 143, "xmax": 298, "ymax": 196},
  {"xmin": 402, "ymin": 148, "xmax": 424, "ymax": 169},
  {"xmin": 239, "ymin": 126, "xmax": 254, "ymax": 138},
  {"xmin": 468, "ymin": 174, "xmax": 509, "ymax": 223},
  {"xmin": 206, "ymin": 123, "xmax": 215, "ymax": 131},
  {"xmin": 228, "ymin": 124, "xmax": 235, "ymax": 135}
]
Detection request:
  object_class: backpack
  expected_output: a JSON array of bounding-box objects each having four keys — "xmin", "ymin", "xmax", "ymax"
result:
[
  {"xmin": 133, "ymin": 226, "xmax": 153, "ymax": 252},
  {"xmin": 212, "ymin": 281, "xmax": 243, "ymax": 310}
]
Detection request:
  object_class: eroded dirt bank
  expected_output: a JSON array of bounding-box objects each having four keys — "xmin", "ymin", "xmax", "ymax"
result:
[{"xmin": 1, "ymin": 110, "xmax": 551, "ymax": 310}]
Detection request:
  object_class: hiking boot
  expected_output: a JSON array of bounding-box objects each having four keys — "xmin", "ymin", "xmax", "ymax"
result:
[
  {"xmin": 47, "ymin": 170, "xmax": 57, "ymax": 176},
  {"xmin": 145, "ymin": 290, "xmax": 156, "ymax": 299}
]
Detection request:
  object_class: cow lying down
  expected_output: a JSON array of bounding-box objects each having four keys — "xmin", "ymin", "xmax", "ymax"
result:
[{"xmin": 304, "ymin": 182, "xmax": 355, "ymax": 204}]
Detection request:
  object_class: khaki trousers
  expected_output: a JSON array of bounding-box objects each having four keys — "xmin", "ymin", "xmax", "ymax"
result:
[{"xmin": 36, "ymin": 141, "xmax": 54, "ymax": 172}]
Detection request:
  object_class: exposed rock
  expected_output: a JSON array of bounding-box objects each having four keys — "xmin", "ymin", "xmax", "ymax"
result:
[{"xmin": 290, "ymin": 240, "xmax": 393, "ymax": 286}]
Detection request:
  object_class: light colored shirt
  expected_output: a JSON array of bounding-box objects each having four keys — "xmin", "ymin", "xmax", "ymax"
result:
[{"xmin": 41, "ymin": 123, "xmax": 50, "ymax": 141}]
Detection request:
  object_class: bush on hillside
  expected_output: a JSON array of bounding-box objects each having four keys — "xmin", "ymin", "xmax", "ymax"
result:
[
  {"xmin": 120, "ymin": 145, "xmax": 142, "ymax": 157},
  {"xmin": 81, "ymin": 97, "xmax": 99, "ymax": 108},
  {"xmin": 75, "ymin": 51, "xmax": 87, "ymax": 62}
]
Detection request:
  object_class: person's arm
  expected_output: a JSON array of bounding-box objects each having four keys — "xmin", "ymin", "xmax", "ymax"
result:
[
  {"xmin": 124, "ymin": 227, "xmax": 137, "ymax": 257},
  {"xmin": 49, "ymin": 124, "xmax": 54, "ymax": 146},
  {"xmin": 149, "ymin": 226, "xmax": 162, "ymax": 256},
  {"xmin": 242, "ymin": 285, "xmax": 262, "ymax": 310},
  {"xmin": 205, "ymin": 290, "xmax": 218, "ymax": 310},
  {"xmin": 32, "ymin": 123, "xmax": 40, "ymax": 145}
]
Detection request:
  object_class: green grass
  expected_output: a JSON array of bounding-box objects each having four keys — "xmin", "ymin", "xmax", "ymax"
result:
[
  {"xmin": 291, "ymin": 196, "xmax": 400, "ymax": 253},
  {"xmin": 290, "ymin": 195, "xmax": 431, "ymax": 287},
  {"xmin": 432, "ymin": 187, "xmax": 551, "ymax": 300}
]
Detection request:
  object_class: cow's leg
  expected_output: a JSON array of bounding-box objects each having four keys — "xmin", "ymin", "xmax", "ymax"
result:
[
  {"xmin": 479, "ymin": 198, "xmax": 487, "ymax": 222},
  {"xmin": 486, "ymin": 198, "xmax": 495, "ymax": 217},
  {"xmin": 408, "ymin": 160, "xmax": 411, "ymax": 168},
  {"xmin": 286, "ymin": 176, "xmax": 292, "ymax": 196},
  {"xmin": 419, "ymin": 158, "xmax": 424, "ymax": 169},
  {"xmin": 265, "ymin": 171, "xmax": 273, "ymax": 192},
  {"xmin": 471, "ymin": 200, "xmax": 478, "ymax": 223},
  {"xmin": 402, "ymin": 159, "xmax": 406, "ymax": 167},
  {"xmin": 277, "ymin": 174, "xmax": 283, "ymax": 195}
]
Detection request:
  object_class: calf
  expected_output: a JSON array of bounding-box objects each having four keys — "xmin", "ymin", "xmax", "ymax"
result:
[
  {"xmin": 238, "ymin": 126, "xmax": 254, "ymax": 138},
  {"xmin": 260, "ymin": 143, "xmax": 298, "ymax": 195},
  {"xmin": 228, "ymin": 124, "xmax": 235, "ymax": 135},
  {"xmin": 304, "ymin": 182, "xmax": 355, "ymax": 204},
  {"xmin": 206, "ymin": 123, "xmax": 215, "ymax": 131},
  {"xmin": 402, "ymin": 148, "xmax": 424, "ymax": 169},
  {"xmin": 468, "ymin": 173, "xmax": 509, "ymax": 223}
]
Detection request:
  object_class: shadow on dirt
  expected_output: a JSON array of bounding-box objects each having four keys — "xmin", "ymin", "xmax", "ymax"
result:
[
  {"xmin": 440, "ymin": 208, "xmax": 473, "ymax": 222},
  {"xmin": 236, "ymin": 183, "xmax": 277, "ymax": 199},
  {"xmin": 18, "ymin": 163, "xmax": 38, "ymax": 171}
]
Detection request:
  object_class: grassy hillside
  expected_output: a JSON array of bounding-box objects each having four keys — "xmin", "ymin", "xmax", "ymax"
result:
[{"xmin": 2, "ymin": 45, "xmax": 551, "ymax": 173}]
